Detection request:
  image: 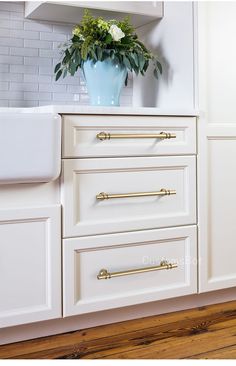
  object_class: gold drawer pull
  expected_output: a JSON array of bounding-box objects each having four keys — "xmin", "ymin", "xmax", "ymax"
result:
[
  {"xmin": 96, "ymin": 188, "xmax": 176, "ymax": 201},
  {"xmin": 96, "ymin": 132, "xmax": 176, "ymax": 140},
  {"xmin": 97, "ymin": 260, "xmax": 178, "ymax": 280}
]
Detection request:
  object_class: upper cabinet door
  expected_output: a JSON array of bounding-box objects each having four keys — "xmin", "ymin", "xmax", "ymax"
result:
[
  {"xmin": 0, "ymin": 206, "xmax": 61, "ymax": 328},
  {"xmin": 198, "ymin": 3, "xmax": 236, "ymax": 292},
  {"xmin": 25, "ymin": 1, "xmax": 163, "ymax": 28}
]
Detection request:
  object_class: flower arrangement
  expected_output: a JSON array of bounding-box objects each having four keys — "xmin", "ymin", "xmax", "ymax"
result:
[{"xmin": 54, "ymin": 10, "xmax": 162, "ymax": 84}]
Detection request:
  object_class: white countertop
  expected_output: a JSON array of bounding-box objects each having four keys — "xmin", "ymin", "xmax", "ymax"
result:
[{"xmin": 0, "ymin": 105, "xmax": 199, "ymax": 116}]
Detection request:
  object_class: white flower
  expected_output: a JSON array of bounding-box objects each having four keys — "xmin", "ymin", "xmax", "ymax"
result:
[{"xmin": 108, "ymin": 25, "xmax": 125, "ymax": 42}]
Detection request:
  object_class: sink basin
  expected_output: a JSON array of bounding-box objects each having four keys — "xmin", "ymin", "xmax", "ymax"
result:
[{"xmin": 0, "ymin": 113, "xmax": 61, "ymax": 184}]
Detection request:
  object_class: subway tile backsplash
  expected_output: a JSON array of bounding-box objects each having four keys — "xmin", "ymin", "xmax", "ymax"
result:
[{"xmin": 0, "ymin": 1, "xmax": 133, "ymax": 107}]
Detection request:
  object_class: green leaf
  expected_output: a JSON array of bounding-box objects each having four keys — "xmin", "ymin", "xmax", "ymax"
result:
[
  {"xmin": 123, "ymin": 56, "xmax": 132, "ymax": 70},
  {"xmin": 153, "ymin": 68, "xmax": 159, "ymax": 79},
  {"xmin": 125, "ymin": 72, "xmax": 128, "ymax": 86},
  {"xmin": 55, "ymin": 69, "xmax": 62, "ymax": 81},
  {"xmin": 63, "ymin": 69, "xmax": 67, "ymax": 78},
  {"xmin": 70, "ymin": 62, "xmax": 77, "ymax": 76},
  {"xmin": 96, "ymin": 46, "xmax": 103, "ymax": 61},
  {"xmin": 132, "ymin": 52, "xmax": 139, "ymax": 67},
  {"xmin": 54, "ymin": 63, "xmax": 61, "ymax": 73},
  {"xmin": 139, "ymin": 56, "xmax": 145, "ymax": 71},
  {"xmin": 156, "ymin": 60, "xmax": 162, "ymax": 74},
  {"xmin": 105, "ymin": 34, "xmax": 113, "ymax": 44}
]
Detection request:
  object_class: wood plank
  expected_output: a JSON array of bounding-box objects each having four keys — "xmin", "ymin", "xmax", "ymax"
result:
[
  {"xmin": 1, "ymin": 300, "xmax": 236, "ymax": 359},
  {"xmin": 188, "ymin": 345, "xmax": 236, "ymax": 359}
]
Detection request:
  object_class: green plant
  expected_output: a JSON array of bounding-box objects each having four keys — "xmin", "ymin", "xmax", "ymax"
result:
[{"xmin": 54, "ymin": 10, "xmax": 162, "ymax": 84}]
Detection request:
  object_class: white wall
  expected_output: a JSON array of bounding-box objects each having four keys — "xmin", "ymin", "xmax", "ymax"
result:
[{"xmin": 133, "ymin": 1, "xmax": 196, "ymax": 109}]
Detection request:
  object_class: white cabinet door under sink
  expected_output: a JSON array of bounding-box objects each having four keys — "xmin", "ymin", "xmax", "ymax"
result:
[{"xmin": 0, "ymin": 205, "xmax": 61, "ymax": 328}]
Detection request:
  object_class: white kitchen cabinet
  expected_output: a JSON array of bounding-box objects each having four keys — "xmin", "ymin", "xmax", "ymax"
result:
[
  {"xmin": 25, "ymin": 1, "xmax": 163, "ymax": 28},
  {"xmin": 63, "ymin": 226, "xmax": 197, "ymax": 316},
  {"xmin": 62, "ymin": 115, "xmax": 196, "ymax": 158},
  {"xmin": 198, "ymin": 3, "xmax": 236, "ymax": 292},
  {"xmin": 0, "ymin": 206, "xmax": 61, "ymax": 328},
  {"xmin": 62, "ymin": 156, "xmax": 196, "ymax": 238}
]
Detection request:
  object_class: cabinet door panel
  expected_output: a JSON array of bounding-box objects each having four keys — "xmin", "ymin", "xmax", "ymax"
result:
[
  {"xmin": 62, "ymin": 156, "xmax": 196, "ymax": 238},
  {"xmin": 0, "ymin": 206, "xmax": 61, "ymax": 328},
  {"xmin": 198, "ymin": 133, "xmax": 236, "ymax": 292},
  {"xmin": 62, "ymin": 115, "xmax": 196, "ymax": 158},
  {"xmin": 63, "ymin": 226, "xmax": 197, "ymax": 316},
  {"xmin": 198, "ymin": 3, "xmax": 236, "ymax": 292}
]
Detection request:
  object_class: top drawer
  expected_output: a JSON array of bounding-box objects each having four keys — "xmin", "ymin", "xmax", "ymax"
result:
[{"xmin": 62, "ymin": 115, "xmax": 196, "ymax": 158}]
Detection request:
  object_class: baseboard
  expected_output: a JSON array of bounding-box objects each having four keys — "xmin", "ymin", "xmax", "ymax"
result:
[{"xmin": 1, "ymin": 287, "xmax": 236, "ymax": 345}]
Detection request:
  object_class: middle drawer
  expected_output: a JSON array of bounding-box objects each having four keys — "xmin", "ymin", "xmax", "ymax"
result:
[{"xmin": 62, "ymin": 156, "xmax": 196, "ymax": 238}]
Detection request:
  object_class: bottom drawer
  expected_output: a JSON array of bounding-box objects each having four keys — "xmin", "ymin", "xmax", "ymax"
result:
[{"xmin": 63, "ymin": 226, "xmax": 197, "ymax": 316}]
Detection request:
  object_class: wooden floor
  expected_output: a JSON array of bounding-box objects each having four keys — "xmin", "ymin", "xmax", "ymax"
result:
[{"xmin": 1, "ymin": 300, "xmax": 236, "ymax": 359}]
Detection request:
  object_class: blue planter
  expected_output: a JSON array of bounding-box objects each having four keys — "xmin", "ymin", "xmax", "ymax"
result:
[{"xmin": 83, "ymin": 59, "xmax": 127, "ymax": 106}]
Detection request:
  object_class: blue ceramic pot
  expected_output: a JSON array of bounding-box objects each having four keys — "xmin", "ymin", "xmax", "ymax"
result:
[{"xmin": 82, "ymin": 58, "xmax": 127, "ymax": 106}]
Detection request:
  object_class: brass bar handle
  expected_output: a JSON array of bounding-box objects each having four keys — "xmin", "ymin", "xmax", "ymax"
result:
[
  {"xmin": 97, "ymin": 260, "xmax": 178, "ymax": 280},
  {"xmin": 96, "ymin": 188, "xmax": 176, "ymax": 201},
  {"xmin": 96, "ymin": 132, "xmax": 176, "ymax": 140}
]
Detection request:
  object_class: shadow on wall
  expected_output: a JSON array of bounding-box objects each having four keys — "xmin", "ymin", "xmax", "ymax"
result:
[
  {"xmin": 136, "ymin": 19, "xmax": 172, "ymax": 107},
  {"xmin": 140, "ymin": 43, "xmax": 172, "ymax": 107}
]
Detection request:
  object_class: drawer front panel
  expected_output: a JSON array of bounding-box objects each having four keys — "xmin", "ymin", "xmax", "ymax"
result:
[
  {"xmin": 62, "ymin": 156, "xmax": 196, "ymax": 238},
  {"xmin": 63, "ymin": 226, "xmax": 197, "ymax": 316},
  {"xmin": 62, "ymin": 115, "xmax": 196, "ymax": 158}
]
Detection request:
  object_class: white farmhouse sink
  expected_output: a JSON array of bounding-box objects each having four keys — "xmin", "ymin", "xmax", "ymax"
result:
[{"xmin": 0, "ymin": 113, "xmax": 61, "ymax": 184}]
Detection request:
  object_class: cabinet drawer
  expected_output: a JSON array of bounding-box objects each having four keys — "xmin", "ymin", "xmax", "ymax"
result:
[
  {"xmin": 63, "ymin": 226, "xmax": 197, "ymax": 316},
  {"xmin": 62, "ymin": 115, "xmax": 196, "ymax": 158},
  {"xmin": 62, "ymin": 156, "xmax": 196, "ymax": 238}
]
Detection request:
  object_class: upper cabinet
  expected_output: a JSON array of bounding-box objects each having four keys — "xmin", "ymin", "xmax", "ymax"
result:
[{"xmin": 25, "ymin": 1, "xmax": 163, "ymax": 28}]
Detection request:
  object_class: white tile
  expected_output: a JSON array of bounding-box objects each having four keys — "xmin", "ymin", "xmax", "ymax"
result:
[
  {"xmin": 0, "ymin": 37, "xmax": 23, "ymax": 47},
  {"xmin": 0, "ymin": 11, "xmax": 10, "ymax": 20},
  {"xmin": 0, "ymin": 73, "xmax": 23, "ymax": 82},
  {"xmin": 10, "ymin": 12, "xmax": 24, "ymax": 20},
  {"xmin": 0, "ymin": 91, "xmax": 23, "ymax": 100},
  {"xmin": 53, "ymin": 41, "xmax": 67, "ymax": 49},
  {"xmin": 40, "ymin": 32, "xmax": 67, "ymax": 42},
  {"xmin": 0, "ymin": 19, "xmax": 23, "ymax": 29},
  {"xmin": 0, "ymin": 81, "xmax": 8, "ymax": 91},
  {"xmin": 24, "ymin": 74, "xmax": 52, "ymax": 83},
  {"xmin": 39, "ymin": 66, "xmax": 53, "ymax": 75},
  {"xmin": 54, "ymin": 74, "xmax": 81, "ymax": 85},
  {"xmin": 52, "ymin": 92, "xmax": 74, "ymax": 101},
  {"xmin": 0, "ymin": 46, "xmax": 9, "ymax": 55},
  {"xmin": 24, "ymin": 56, "xmax": 52, "ymax": 66},
  {"xmin": 0, "ymin": 55, "xmax": 23, "ymax": 65},
  {"xmin": 0, "ymin": 64, "xmax": 9, "ymax": 72},
  {"xmin": 10, "ymin": 29, "xmax": 39, "ymax": 39},
  {"xmin": 24, "ymin": 39, "xmax": 52, "ymax": 49},
  {"xmin": 0, "ymin": 2, "xmax": 23, "ymax": 12},
  {"xmin": 67, "ymin": 84, "xmax": 87, "ymax": 93},
  {"xmin": 0, "ymin": 27, "xmax": 11, "ymax": 36},
  {"xmin": 39, "ymin": 83, "xmax": 66, "ymax": 92},
  {"xmin": 0, "ymin": 99, "xmax": 9, "ymax": 106},
  {"xmin": 24, "ymin": 21, "xmax": 53, "ymax": 32},
  {"xmin": 10, "ymin": 47, "xmax": 38, "ymax": 57},
  {"xmin": 10, "ymin": 82, "xmax": 38, "ymax": 92},
  {"xmin": 10, "ymin": 64, "xmax": 38, "ymax": 74},
  {"xmin": 79, "ymin": 93, "xmax": 90, "ymax": 104},
  {"xmin": 39, "ymin": 48, "xmax": 61, "ymax": 58},
  {"xmin": 24, "ymin": 91, "xmax": 51, "ymax": 101},
  {"xmin": 9, "ymin": 100, "xmax": 39, "ymax": 107},
  {"xmin": 52, "ymin": 24, "xmax": 73, "ymax": 34}
]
